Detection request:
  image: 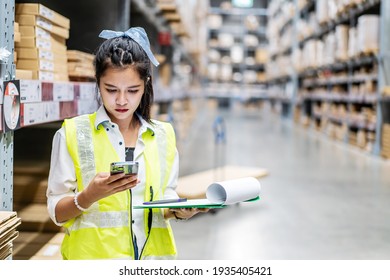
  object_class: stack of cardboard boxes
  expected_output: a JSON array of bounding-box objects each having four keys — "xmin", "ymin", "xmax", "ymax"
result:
[
  {"xmin": 15, "ymin": 3, "xmax": 70, "ymax": 81},
  {"xmin": 0, "ymin": 212, "xmax": 21, "ymax": 260},
  {"xmin": 67, "ymin": 50, "xmax": 95, "ymax": 81}
]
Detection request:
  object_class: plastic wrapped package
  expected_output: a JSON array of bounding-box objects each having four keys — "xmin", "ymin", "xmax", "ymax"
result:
[
  {"xmin": 316, "ymin": 40, "xmax": 325, "ymax": 67},
  {"xmin": 230, "ymin": 45, "xmax": 244, "ymax": 64},
  {"xmin": 218, "ymin": 33, "xmax": 234, "ymax": 48},
  {"xmin": 357, "ymin": 15, "xmax": 379, "ymax": 54},
  {"xmin": 243, "ymin": 70, "xmax": 257, "ymax": 84},
  {"xmin": 292, "ymin": 48, "xmax": 302, "ymax": 73},
  {"xmin": 327, "ymin": 0, "xmax": 338, "ymax": 21},
  {"xmin": 335, "ymin": 25, "xmax": 349, "ymax": 61},
  {"xmin": 219, "ymin": 64, "xmax": 232, "ymax": 82},
  {"xmin": 207, "ymin": 49, "xmax": 221, "ymax": 63},
  {"xmin": 208, "ymin": 14, "xmax": 222, "ymax": 29},
  {"xmin": 207, "ymin": 63, "xmax": 219, "ymax": 81},
  {"xmin": 324, "ymin": 32, "xmax": 336, "ymax": 65},
  {"xmin": 244, "ymin": 15, "xmax": 259, "ymax": 31},
  {"xmin": 316, "ymin": 0, "xmax": 329, "ymax": 24},
  {"xmin": 303, "ymin": 40, "xmax": 316, "ymax": 69},
  {"xmin": 244, "ymin": 34, "xmax": 259, "ymax": 47},
  {"xmin": 348, "ymin": 27, "xmax": 358, "ymax": 58}
]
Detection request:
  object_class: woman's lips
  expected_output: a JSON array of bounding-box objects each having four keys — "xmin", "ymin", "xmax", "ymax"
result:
[{"xmin": 115, "ymin": 109, "xmax": 129, "ymax": 113}]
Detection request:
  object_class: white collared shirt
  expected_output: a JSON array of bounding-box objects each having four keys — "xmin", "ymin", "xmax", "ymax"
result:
[{"xmin": 47, "ymin": 105, "xmax": 179, "ymax": 255}]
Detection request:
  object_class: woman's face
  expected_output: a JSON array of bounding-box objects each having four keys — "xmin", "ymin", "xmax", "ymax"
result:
[{"xmin": 99, "ymin": 66, "xmax": 144, "ymax": 124}]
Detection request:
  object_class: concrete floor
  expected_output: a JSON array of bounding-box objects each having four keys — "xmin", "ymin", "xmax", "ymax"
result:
[{"xmin": 172, "ymin": 99, "xmax": 390, "ymax": 260}]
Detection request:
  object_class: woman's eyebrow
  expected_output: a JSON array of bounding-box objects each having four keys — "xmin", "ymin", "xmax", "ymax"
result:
[{"xmin": 103, "ymin": 83, "xmax": 141, "ymax": 88}]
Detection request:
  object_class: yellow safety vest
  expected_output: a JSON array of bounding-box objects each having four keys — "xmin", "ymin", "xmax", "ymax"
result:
[{"xmin": 61, "ymin": 112, "xmax": 177, "ymax": 260}]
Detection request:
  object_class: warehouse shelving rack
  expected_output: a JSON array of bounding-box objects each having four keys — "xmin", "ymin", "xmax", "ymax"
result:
[
  {"xmin": 205, "ymin": 2, "xmax": 269, "ymax": 104},
  {"xmin": 267, "ymin": 0, "xmax": 390, "ymax": 157},
  {"xmin": 1, "ymin": 0, "xmax": 15, "ymax": 212}
]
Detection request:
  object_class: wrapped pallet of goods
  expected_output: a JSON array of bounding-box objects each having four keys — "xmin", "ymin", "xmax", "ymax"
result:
[{"xmin": 15, "ymin": 3, "xmax": 70, "ymax": 81}]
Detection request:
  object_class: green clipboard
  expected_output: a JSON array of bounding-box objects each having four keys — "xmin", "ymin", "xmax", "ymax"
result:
[{"xmin": 133, "ymin": 196, "xmax": 260, "ymax": 209}]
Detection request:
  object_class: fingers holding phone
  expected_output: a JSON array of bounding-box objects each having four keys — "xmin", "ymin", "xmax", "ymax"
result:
[{"xmin": 109, "ymin": 161, "xmax": 139, "ymax": 192}]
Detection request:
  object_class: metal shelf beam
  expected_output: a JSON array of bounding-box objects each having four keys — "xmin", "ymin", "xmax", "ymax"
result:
[{"xmin": 0, "ymin": 0, "xmax": 15, "ymax": 212}]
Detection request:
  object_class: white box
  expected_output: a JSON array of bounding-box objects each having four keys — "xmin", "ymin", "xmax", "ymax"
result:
[
  {"xmin": 42, "ymin": 101, "xmax": 60, "ymax": 122},
  {"xmin": 53, "ymin": 82, "xmax": 74, "ymax": 101},
  {"xmin": 78, "ymin": 82, "xmax": 96, "ymax": 100},
  {"xmin": 21, "ymin": 102, "xmax": 44, "ymax": 126},
  {"xmin": 19, "ymin": 79, "xmax": 42, "ymax": 103}
]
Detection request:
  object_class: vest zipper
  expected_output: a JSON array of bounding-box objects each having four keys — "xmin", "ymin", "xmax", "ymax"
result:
[
  {"xmin": 129, "ymin": 189, "xmax": 139, "ymax": 260},
  {"xmin": 139, "ymin": 185, "xmax": 153, "ymax": 259}
]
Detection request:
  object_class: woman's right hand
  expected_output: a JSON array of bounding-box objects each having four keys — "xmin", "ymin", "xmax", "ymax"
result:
[{"xmin": 81, "ymin": 172, "xmax": 139, "ymax": 207}]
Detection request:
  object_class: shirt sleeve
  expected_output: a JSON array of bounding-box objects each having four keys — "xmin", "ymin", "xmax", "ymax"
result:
[
  {"xmin": 46, "ymin": 127, "xmax": 77, "ymax": 226},
  {"xmin": 163, "ymin": 148, "xmax": 180, "ymax": 199}
]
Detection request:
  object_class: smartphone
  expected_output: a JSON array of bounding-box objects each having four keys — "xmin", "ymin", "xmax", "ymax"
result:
[{"xmin": 110, "ymin": 161, "xmax": 139, "ymax": 176}]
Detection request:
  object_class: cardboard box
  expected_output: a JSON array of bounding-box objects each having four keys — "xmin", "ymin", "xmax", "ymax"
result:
[
  {"xmin": 67, "ymin": 50, "xmax": 94, "ymax": 62},
  {"xmin": 15, "ymin": 15, "xmax": 69, "ymax": 39},
  {"xmin": 54, "ymin": 72, "xmax": 70, "ymax": 82},
  {"xmin": 14, "ymin": 31, "xmax": 21, "ymax": 43},
  {"xmin": 31, "ymin": 70, "xmax": 54, "ymax": 81},
  {"xmin": 16, "ymin": 3, "xmax": 70, "ymax": 29},
  {"xmin": 16, "ymin": 47, "xmax": 68, "ymax": 63},
  {"xmin": 15, "ymin": 69, "xmax": 34, "ymax": 80},
  {"xmin": 19, "ymin": 25, "xmax": 51, "ymax": 40},
  {"xmin": 15, "ymin": 36, "xmax": 67, "ymax": 52},
  {"xmin": 17, "ymin": 59, "xmax": 68, "ymax": 73},
  {"xmin": 19, "ymin": 79, "xmax": 42, "ymax": 103}
]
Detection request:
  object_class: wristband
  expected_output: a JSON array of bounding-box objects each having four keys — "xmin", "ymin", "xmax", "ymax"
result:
[{"xmin": 74, "ymin": 192, "xmax": 87, "ymax": 212}]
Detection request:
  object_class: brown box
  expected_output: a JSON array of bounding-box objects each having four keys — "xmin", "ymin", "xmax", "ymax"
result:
[
  {"xmin": 17, "ymin": 59, "xmax": 68, "ymax": 73},
  {"xmin": 15, "ymin": 69, "xmax": 34, "ymax": 79},
  {"xmin": 16, "ymin": 3, "xmax": 70, "ymax": 29},
  {"xmin": 19, "ymin": 25, "xmax": 55, "ymax": 40},
  {"xmin": 255, "ymin": 48, "xmax": 268, "ymax": 64},
  {"xmin": 15, "ymin": 36, "xmax": 67, "ymax": 53},
  {"xmin": 16, "ymin": 14, "xmax": 69, "ymax": 39},
  {"xmin": 16, "ymin": 47, "xmax": 67, "ymax": 63},
  {"xmin": 14, "ymin": 32, "xmax": 21, "ymax": 43}
]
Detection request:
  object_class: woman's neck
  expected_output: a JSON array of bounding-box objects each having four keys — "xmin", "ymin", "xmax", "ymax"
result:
[{"xmin": 118, "ymin": 116, "xmax": 140, "ymax": 147}]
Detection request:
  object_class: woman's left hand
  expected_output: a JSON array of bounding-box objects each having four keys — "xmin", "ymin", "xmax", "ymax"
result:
[{"xmin": 169, "ymin": 208, "xmax": 209, "ymax": 220}]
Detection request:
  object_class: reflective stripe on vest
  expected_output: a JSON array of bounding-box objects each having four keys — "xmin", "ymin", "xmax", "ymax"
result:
[{"xmin": 62, "ymin": 113, "xmax": 177, "ymax": 259}]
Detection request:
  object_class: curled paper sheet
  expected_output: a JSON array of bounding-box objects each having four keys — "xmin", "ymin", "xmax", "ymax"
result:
[
  {"xmin": 206, "ymin": 177, "xmax": 261, "ymax": 204},
  {"xmin": 0, "ymin": 48, "xmax": 11, "ymax": 62}
]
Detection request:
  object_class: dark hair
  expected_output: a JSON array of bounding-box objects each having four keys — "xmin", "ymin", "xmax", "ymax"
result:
[{"xmin": 93, "ymin": 36, "xmax": 154, "ymax": 122}]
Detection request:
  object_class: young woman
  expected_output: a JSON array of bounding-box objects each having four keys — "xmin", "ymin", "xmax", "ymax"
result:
[{"xmin": 47, "ymin": 27, "xmax": 206, "ymax": 260}]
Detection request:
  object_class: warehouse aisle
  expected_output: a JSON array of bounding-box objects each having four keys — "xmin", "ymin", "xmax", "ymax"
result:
[{"xmin": 172, "ymin": 99, "xmax": 390, "ymax": 260}]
